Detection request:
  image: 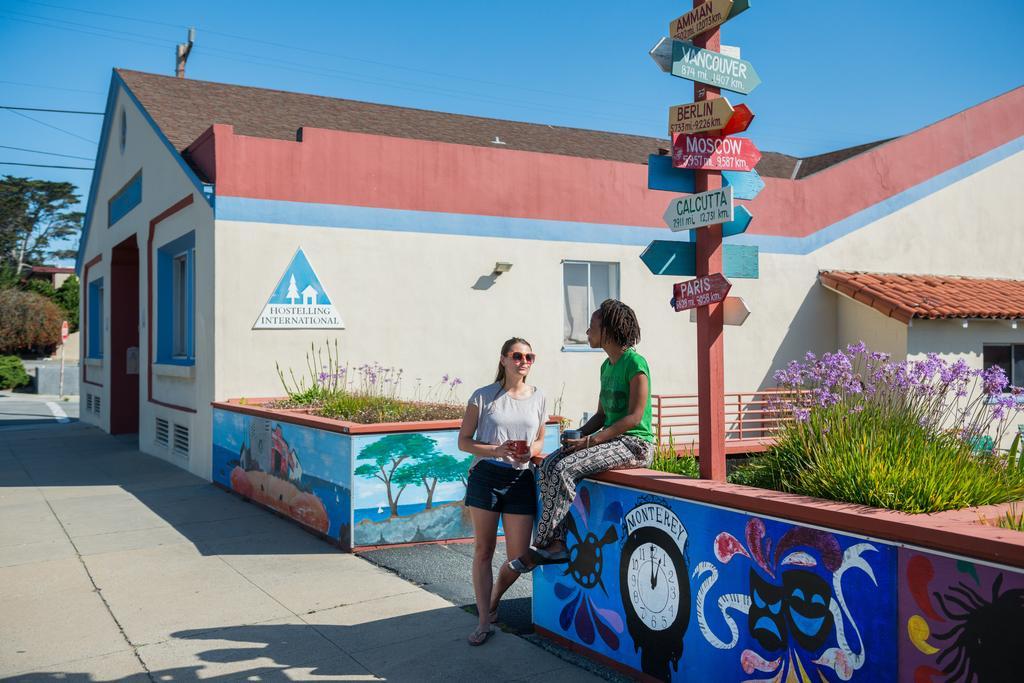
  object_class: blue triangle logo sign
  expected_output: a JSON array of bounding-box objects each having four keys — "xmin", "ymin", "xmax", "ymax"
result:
[{"xmin": 253, "ymin": 248, "xmax": 344, "ymax": 329}]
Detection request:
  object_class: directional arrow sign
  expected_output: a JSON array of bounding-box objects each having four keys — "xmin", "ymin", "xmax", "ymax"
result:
[
  {"xmin": 641, "ymin": 241, "xmax": 758, "ymax": 279},
  {"xmin": 669, "ymin": 98, "xmax": 734, "ymax": 136},
  {"xmin": 690, "ymin": 296, "xmax": 751, "ymax": 326},
  {"xmin": 664, "ymin": 186, "xmax": 733, "ymax": 232},
  {"xmin": 672, "ymin": 133, "xmax": 761, "ymax": 171},
  {"xmin": 669, "ymin": 0, "xmax": 734, "ymax": 41},
  {"xmin": 720, "ymin": 103, "xmax": 754, "ymax": 136},
  {"xmin": 671, "ymin": 40, "xmax": 761, "ymax": 95},
  {"xmin": 688, "ymin": 204, "xmax": 752, "ymax": 240},
  {"xmin": 672, "ymin": 273, "xmax": 732, "ymax": 312},
  {"xmin": 649, "ymin": 37, "xmax": 673, "ymax": 72},
  {"xmin": 648, "ymin": 154, "xmax": 765, "ymax": 200}
]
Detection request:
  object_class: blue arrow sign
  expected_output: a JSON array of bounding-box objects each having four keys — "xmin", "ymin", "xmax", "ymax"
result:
[
  {"xmin": 641, "ymin": 241, "xmax": 759, "ymax": 279},
  {"xmin": 648, "ymin": 155, "xmax": 764, "ymax": 200},
  {"xmin": 688, "ymin": 205, "xmax": 753, "ymax": 240},
  {"xmin": 671, "ymin": 40, "xmax": 762, "ymax": 95}
]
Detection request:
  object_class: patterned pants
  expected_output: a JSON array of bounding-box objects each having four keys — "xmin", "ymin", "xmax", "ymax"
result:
[{"xmin": 534, "ymin": 435, "xmax": 654, "ymax": 548}]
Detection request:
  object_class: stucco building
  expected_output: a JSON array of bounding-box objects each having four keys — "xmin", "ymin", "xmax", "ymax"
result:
[{"xmin": 77, "ymin": 69, "xmax": 1024, "ymax": 478}]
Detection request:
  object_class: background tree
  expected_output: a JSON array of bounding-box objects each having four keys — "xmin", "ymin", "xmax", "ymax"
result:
[
  {"xmin": 0, "ymin": 289, "xmax": 63, "ymax": 355},
  {"xmin": 0, "ymin": 176, "xmax": 82, "ymax": 275},
  {"xmin": 354, "ymin": 433, "xmax": 441, "ymax": 518}
]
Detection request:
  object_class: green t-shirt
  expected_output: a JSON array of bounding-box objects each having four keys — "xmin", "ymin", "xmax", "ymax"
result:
[{"xmin": 599, "ymin": 348, "xmax": 655, "ymax": 443}]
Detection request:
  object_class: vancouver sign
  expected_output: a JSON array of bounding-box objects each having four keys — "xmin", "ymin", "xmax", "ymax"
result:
[
  {"xmin": 672, "ymin": 133, "xmax": 761, "ymax": 171},
  {"xmin": 664, "ymin": 186, "xmax": 733, "ymax": 232},
  {"xmin": 671, "ymin": 40, "xmax": 761, "ymax": 94}
]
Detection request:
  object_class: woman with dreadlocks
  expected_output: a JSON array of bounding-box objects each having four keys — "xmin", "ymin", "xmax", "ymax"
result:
[{"xmin": 509, "ymin": 299, "xmax": 655, "ymax": 573}]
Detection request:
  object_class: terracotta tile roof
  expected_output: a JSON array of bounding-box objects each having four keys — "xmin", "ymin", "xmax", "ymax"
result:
[
  {"xmin": 116, "ymin": 69, "xmax": 876, "ymax": 177},
  {"xmin": 29, "ymin": 265, "xmax": 74, "ymax": 274},
  {"xmin": 819, "ymin": 271, "xmax": 1024, "ymax": 324}
]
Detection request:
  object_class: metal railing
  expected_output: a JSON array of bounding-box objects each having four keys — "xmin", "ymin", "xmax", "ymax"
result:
[{"xmin": 652, "ymin": 389, "xmax": 802, "ymax": 451}]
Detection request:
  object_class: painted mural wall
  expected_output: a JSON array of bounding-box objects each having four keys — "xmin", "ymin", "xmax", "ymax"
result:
[
  {"xmin": 532, "ymin": 480, "xmax": 1024, "ymax": 682},
  {"xmin": 212, "ymin": 407, "xmax": 561, "ymax": 548}
]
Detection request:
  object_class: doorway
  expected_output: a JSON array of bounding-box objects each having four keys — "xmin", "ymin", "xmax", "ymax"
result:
[{"xmin": 110, "ymin": 235, "xmax": 140, "ymax": 434}]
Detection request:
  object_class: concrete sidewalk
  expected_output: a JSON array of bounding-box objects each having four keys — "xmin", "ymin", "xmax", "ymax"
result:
[{"xmin": 0, "ymin": 422, "xmax": 600, "ymax": 681}]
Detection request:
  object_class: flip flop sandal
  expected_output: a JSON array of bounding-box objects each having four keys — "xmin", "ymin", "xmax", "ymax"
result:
[
  {"xmin": 467, "ymin": 627, "xmax": 495, "ymax": 646},
  {"xmin": 508, "ymin": 557, "xmax": 534, "ymax": 574},
  {"xmin": 533, "ymin": 547, "xmax": 570, "ymax": 564}
]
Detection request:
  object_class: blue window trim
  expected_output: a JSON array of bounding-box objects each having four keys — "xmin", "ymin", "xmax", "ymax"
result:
[
  {"xmin": 87, "ymin": 278, "xmax": 104, "ymax": 359},
  {"xmin": 107, "ymin": 170, "xmax": 142, "ymax": 227},
  {"xmin": 157, "ymin": 231, "xmax": 196, "ymax": 366}
]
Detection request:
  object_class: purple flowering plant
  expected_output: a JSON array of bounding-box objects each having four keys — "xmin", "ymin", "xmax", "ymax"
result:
[
  {"xmin": 274, "ymin": 341, "xmax": 464, "ymax": 424},
  {"xmin": 729, "ymin": 343, "xmax": 1024, "ymax": 513}
]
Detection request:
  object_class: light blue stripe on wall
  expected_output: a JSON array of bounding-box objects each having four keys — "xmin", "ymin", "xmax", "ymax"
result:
[
  {"xmin": 215, "ymin": 135, "xmax": 1023, "ymax": 255},
  {"xmin": 108, "ymin": 171, "xmax": 142, "ymax": 226}
]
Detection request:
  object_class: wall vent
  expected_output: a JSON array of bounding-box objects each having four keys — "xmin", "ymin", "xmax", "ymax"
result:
[
  {"xmin": 172, "ymin": 423, "xmax": 190, "ymax": 458},
  {"xmin": 86, "ymin": 394, "xmax": 93, "ymax": 413},
  {"xmin": 93, "ymin": 395, "xmax": 101, "ymax": 416},
  {"xmin": 155, "ymin": 418, "xmax": 170, "ymax": 447}
]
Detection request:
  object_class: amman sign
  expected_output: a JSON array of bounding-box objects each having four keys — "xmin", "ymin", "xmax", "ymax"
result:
[
  {"xmin": 671, "ymin": 40, "xmax": 761, "ymax": 94},
  {"xmin": 672, "ymin": 133, "xmax": 761, "ymax": 171},
  {"xmin": 669, "ymin": 0, "xmax": 734, "ymax": 41},
  {"xmin": 668, "ymin": 98, "xmax": 734, "ymax": 136},
  {"xmin": 664, "ymin": 186, "xmax": 733, "ymax": 232}
]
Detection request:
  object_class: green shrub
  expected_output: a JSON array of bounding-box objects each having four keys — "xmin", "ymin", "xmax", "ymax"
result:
[
  {"xmin": 649, "ymin": 433, "xmax": 699, "ymax": 478},
  {"xmin": 0, "ymin": 289, "xmax": 63, "ymax": 355},
  {"xmin": 728, "ymin": 402, "xmax": 1024, "ymax": 513},
  {"xmin": 0, "ymin": 355, "xmax": 30, "ymax": 389}
]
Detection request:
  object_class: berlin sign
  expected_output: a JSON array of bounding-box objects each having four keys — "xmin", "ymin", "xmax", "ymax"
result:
[
  {"xmin": 672, "ymin": 133, "xmax": 761, "ymax": 171},
  {"xmin": 668, "ymin": 98, "xmax": 734, "ymax": 136},
  {"xmin": 664, "ymin": 186, "xmax": 733, "ymax": 232},
  {"xmin": 669, "ymin": 0, "xmax": 734, "ymax": 42},
  {"xmin": 672, "ymin": 273, "xmax": 732, "ymax": 312},
  {"xmin": 647, "ymin": 154, "xmax": 765, "ymax": 200},
  {"xmin": 671, "ymin": 40, "xmax": 761, "ymax": 94}
]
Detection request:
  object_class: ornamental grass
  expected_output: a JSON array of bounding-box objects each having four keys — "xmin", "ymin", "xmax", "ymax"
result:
[
  {"xmin": 273, "ymin": 341, "xmax": 464, "ymax": 424},
  {"xmin": 728, "ymin": 344, "xmax": 1024, "ymax": 514},
  {"xmin": 649, "ymin": 432, "xmax": 699, "ymax": 478}
]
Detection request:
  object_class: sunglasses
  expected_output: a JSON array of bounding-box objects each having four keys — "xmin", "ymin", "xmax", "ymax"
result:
[{"xmin": 507, "ymin": 351, "xmax": 536, "ymax": 363}]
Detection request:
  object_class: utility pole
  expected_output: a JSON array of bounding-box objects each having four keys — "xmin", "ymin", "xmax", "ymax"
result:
[{"xmin": 176, "ymin": 27, "xmax": 195, "ymax": 78}]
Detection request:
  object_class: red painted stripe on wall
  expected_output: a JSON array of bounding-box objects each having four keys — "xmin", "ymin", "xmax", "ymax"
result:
[{"xmin": 196, "ymin": 87, "xmax": 1024, "ymax": 239}]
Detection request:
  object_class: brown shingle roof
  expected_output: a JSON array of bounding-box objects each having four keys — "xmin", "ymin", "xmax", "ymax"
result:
[
  {"xmin": 819, "ymin": 271, "xmax": 1024, "ymax": 324},
  {"xmin": 116, "ymin": 69, "xmax": 864, "ymax": 177}
]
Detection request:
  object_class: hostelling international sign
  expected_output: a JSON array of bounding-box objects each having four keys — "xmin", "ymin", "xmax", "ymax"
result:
[{"xmin": 253, "ymin": 248, "xmax": 345, "ymax": 329}]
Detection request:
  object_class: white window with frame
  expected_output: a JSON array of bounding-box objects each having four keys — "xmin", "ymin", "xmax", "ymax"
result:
[
  {"xmin": 171, "ymin": 250, "xmax": 192, "ymax": 358},
  {"xmin": 983, "ymin": 344, "xmax": 1024, "ymax": 391},
  {"xmin": 563, "ymin": 260, "xmax": 619, "ymax": 347}
]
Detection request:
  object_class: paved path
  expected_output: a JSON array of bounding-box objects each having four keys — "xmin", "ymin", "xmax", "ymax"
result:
[
  {"xmin": 0, "ymin": 392, "xmax": 78, "ymax": 430},
  {"xmin": 0, "ymin": 420, "xmax": 602, "ymax": 681}
]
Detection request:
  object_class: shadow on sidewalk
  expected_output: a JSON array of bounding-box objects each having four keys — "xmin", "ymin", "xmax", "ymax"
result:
[{"xmin": 1, "ymin": 422, "xmax": 341, "ymax": 557}]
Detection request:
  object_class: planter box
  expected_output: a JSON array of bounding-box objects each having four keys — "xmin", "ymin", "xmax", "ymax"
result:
[
  {"xmin": 212, "ymin": 400, "xmax": 561, "ymax": 550},
  {"xmin": 531, "ymin": 469, "xmax": 1024, "ymax": 682}
]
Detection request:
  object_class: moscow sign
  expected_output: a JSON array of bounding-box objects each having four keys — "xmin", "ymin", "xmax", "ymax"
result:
[
  {"xmin": 671, "ymin": 40, "xmax": 761, "ymax": 94},
  {"xmin": 663, "ymin": 186, "xmax": 733, "ymax": 232},
  {"xmin": 672, "ymin": 273, "xmax": 732, "ymax": 312},
  {"xmin": 672, "ymin": 133, "xmax": 761, "ymax": 171}
]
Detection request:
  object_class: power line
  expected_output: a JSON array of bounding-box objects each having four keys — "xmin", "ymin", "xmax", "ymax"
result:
[
  {"xmin": 5, "ymin": 110, "xmax": 97, "ymax": 145},
  {"xmin": 0, "ymin": 80, "xmax": 103, "ymax": 95},
  {"xmin": 0, "ymin": 145, "xmax": 94, "ymax": 161},
  {"xmin": 0, "ymin": 161, "xmax": 93, "ymax": 170},
  {"xmin": 0, "ymin": 105, "xmax": 103, "ymax": 115}
]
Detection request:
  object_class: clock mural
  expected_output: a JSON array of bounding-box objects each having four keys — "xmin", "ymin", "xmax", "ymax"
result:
[{"xmin": 619, "ymin": 501, "xmax": 691, "ymax": 680}]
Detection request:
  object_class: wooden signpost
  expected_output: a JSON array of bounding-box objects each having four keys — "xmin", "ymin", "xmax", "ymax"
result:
[
  {"xmin": 672, "ymin": 273, "xmax": 732, "ymax": 312},
  {"xmin": 648, "ymin": 0, "xmax": 756, "ymax": 481},
  {"xmin": 689, "ymin": 296, "xmax": 751, "ymax": 326},
  {"xmin": 672, "ymin": 132, "xmax": 761, "ymax": 171},
  {"xmin": 663, "ymin": 186, "xmax": 733, "ymax": 231}
]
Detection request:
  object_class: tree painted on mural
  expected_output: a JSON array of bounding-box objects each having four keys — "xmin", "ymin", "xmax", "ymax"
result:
[{"xmin": 355, "ymin": 434, "xmax": 474, "ymax": 516}]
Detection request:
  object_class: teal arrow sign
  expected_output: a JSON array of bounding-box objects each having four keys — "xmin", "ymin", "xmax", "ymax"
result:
[
  {"xmin": 688, "ymin": 205, "xmax": 753, "ymax": 240},
  {"xmin": 671, "ymin": 40, "xmax": 761, "ymax": 95},
  {"xmin": 641, "ymin": 241, "xmax": 759, "ymax": 279},
  {"xmin": 648, "ymin": 155, "xmax": 764, "ymax": 200}
]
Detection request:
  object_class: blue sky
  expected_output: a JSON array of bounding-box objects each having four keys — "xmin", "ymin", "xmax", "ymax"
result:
[{"xmin": 1, "ymin": 1, "xmax": 1022, "ymax": 265}]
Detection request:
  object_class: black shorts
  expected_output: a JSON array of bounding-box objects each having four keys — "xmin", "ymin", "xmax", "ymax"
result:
[{"xmin": 464, "ymin": 460, "xmax": 537, "ymax": 516}]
